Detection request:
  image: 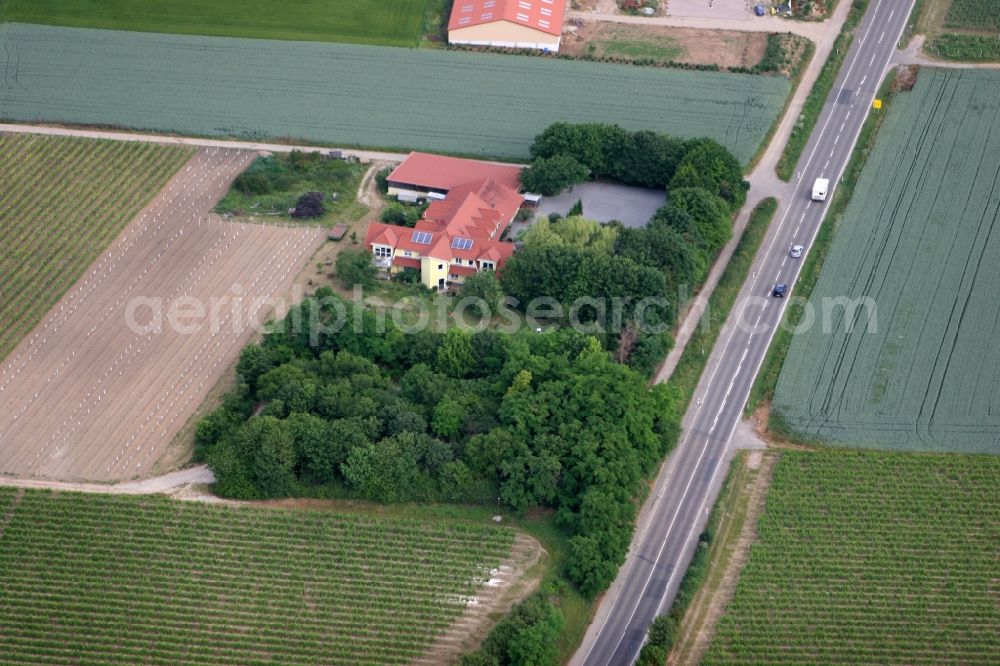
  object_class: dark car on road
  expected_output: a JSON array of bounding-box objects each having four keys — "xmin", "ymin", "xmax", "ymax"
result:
[{"xmin": 772, "ymin": 283, "xmax": 788, "ymax": 297}]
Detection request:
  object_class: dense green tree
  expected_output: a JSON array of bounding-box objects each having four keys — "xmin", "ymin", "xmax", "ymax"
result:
[
  {"xmin": 460, "ymin": 593, "xmax": 565, "ymax": 666},
  {"xmin": 461, "ymin": 270, "xmax": 505, "ymax": 319},
  {"xmin": 400, "ymin": 363, "xmax": 451, "ymax": 410},
  {"xmin": 670, "ymin": 138, "xmax": 748, "ymax": 210},
  {"xmin": 286, "ymin": 412, "xmax": 335, "ymax": 482},
  {"xmin": 529, "ymin": 122, "xmax": 609, "ymax": 171},
  {"xmin": 500, "ymin": 244, "xmax": 581, "ymax": 308},
  {"xmin": 199, "ymin": 292, "xmax": 685, "ymax": 597},
  {"xmin": 530, "ymin": 122, "xmax": 687, "ymax": 187},
  {"xmin": 335, "ymin": 248, "xmax": 377, "ymax": 289},
  {"xmin": 431, "ymin": 396, "xmax": 466, "ymax": 439},
  {"xmin": 380, "ymin": 202, "xmax": 421, "ymax": 227},
  {"xmin": 470, "ymin": 330, "xmax": 510, "ymax": 379},
  {"xmin": 616, "ymin": 129, "xmax": 687, "ymax": 188},
  {"xmin": 565, "ymin": 534, "xmax": 619, "ymax": 598},
  {"xmin": 668, "ymin": 187, "xmax": 733, "ymax": 255},
  {"xmin": 341, "ymin": 436, "xmax": 422, "ymax": 502},
  {"xmin": 506, "ymin": 600, "xmax": 565, "ymax": 666},
  {"xmin": 521, "ymin": 216, "xmax": 618, "ymax": 255},
  {"xmin": 256, "ymin": 363, "xmax": 317, "ymax": 416},
  {"xmin": 519, "ymin": 154, "xmax": 589, "ymax": 196},
  {"xmin": 208, "ymin": 416, "xmax": 298, "ymax": 499},
  {"xmin": 435, "ymin": 328, "xmax": 475, "ymax": 378},
  {"xmin": 378, "ymin": 401, "xmax": 427, "ymax": 438}
]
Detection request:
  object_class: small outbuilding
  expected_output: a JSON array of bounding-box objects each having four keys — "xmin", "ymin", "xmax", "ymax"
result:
[
  {"xmin": 328, "ymin": 224, "xmax": 349, "ymax": 241},
  {"xmin": 448, "ymin": 0, "xmax": 566, "ymax": 52}
]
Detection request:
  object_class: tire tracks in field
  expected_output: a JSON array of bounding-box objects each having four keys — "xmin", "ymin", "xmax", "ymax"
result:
[
  {"xmin": 806, "ymin": 73, "xmax": 947, "ymax": 435},
  {"xmin": 920, "ymin": 88, "xmax": 1000, "ymax": 438}
]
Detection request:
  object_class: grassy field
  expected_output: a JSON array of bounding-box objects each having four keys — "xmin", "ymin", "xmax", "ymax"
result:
[
  {"xmin": 944, "ymin": 0, "xmax": 1000, "ymax": 30},
  {"xmin": 0, "ymin": 0, "xmax": 431, "ymax": 47},
  {"xmin": 919, "ymin": 0, "xmax": 1000, "ymax": 61},
  {"xmin": 925, "ymin": 32, "xmax": 1000, "ymax": 61},
  {"xmin": 0, "ymin": 23, "xmax": 790, "ymax": 164},
  {"xmin": 0, "ymin": 133, "xmax": 192, "ymax": 363},
  {"xmin": 0, "ymin": 488, "xmax": 514, "ymax": 665},
  {"xmin": 214, "ymin": 152, "xmax": 369, "ymax": 225},
  {"xmin": 705, "ymin": 450, "xmax": 1000, "ymax": 665},
  {"xmin": 771, "ymin": 69, "xmax": 1000, "ymax": 454}
]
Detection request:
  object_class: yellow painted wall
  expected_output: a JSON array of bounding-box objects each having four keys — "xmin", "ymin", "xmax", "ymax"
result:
[
  {"xmin": 421, "ymin": 256, "xmax": 450, "ymax": 290},
  {"xmin": 449, "ymin": 21, "xmax": 560, "ymax": 50}
]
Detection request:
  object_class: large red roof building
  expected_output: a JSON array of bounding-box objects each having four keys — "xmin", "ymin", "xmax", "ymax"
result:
[
  {"xmin": 447, "ymin": 0, "xmax": 566, "ymax": 52},
  {"xmin": 366, "ymin": 153, "xmax": 523, "ymax": 290}
]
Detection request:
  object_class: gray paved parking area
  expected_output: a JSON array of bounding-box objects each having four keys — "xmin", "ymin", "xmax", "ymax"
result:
[{"xmin": 531, "ymin": 181, "xmax": 666, "ymax": 228}]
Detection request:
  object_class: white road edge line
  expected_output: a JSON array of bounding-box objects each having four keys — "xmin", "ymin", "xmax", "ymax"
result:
[{"xmin": 581, "ymin": 0, "xmax": 916, "ymax": 660}]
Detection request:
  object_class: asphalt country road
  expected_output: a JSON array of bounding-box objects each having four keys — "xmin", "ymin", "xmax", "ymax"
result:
[{"xmin": 572, "ymin": 0, "xmax": 917, "ymax": 663}]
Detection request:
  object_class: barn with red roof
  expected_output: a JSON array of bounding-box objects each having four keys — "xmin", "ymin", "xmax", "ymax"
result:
[{"xmin": 448, "ymin": 0, "xmax": 566, "ymax": 52}]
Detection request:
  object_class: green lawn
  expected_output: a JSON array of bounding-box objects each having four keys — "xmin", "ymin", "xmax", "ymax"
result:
[
  {"xmin": 214, "ymin": 152, "xmax": 369, "ymax": 225},
  {"xmin": 0, "ymin": 0, "xmax": 432, "ymax": 47}
]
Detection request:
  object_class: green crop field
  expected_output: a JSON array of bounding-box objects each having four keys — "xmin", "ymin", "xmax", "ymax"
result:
[
  {"xmin": 0, "ymin": 489, "xmax": 514, "ymax": 665},
  {"xmin": 0, "ymin": 133, "xmax": 192, "ymax": 363},
  {"xmin": 0, "ymin": 0, "xmax": 431, "ymax": 47},
  {"xmin": 772, "ymin": 69, "xmax": 1000, "ymax": 454},
  {"xmin": 945, "ymin": 0, "xmax": 1000, "ymax": 31},
  {"xmin": 924, "ymin": 0, "xmax": 1000, "ymax": 62},
  {"xmin": 0, "ymin": 23, "xmax": 790, "ymax": 164},
  {"xmin": 705, "ymin": 450, "xmax": 1000, "ymax": 665}
]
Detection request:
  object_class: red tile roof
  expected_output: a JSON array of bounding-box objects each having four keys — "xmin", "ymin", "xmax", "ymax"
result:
[
  {"xmin": 393, "ymin": 257, "xmax": 422, "ymax": 270},
  {"xmin": 387, "ymin": 152, "xmax": 523, "ymax": 193},
  {"xmin": 450, "ymin": 265, "xmax": 479, "ymax": 277},
  {"xmin": 369, "ymin": 153, "xmax": 524, "ymax": 277},
  {"xmin": 423, "ymin": 177, "xmax": 523, "ymax": 241},
  {"xmin": 448, "ymin": 0, "xmax": 566, "ymax": 37},
  {"xmin": 365, "ymin": 222, "xmax": 398, "ymax": 248}
]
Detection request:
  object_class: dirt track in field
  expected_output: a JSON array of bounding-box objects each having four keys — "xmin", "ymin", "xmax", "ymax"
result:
[{"xmin": 0, "ymin": 147, "xmax": 325, "ymax": 482}]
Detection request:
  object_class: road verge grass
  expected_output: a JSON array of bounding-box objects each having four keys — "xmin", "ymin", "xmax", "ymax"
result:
[
  {"xmin": 634, "ymin": 454, "xmax": 743, "ymax": 665},
  {"xmin": 665, "ymin": 450, "xmax": 778, "ymax": 665},
  {"xmin": 670, "ymin": 198, "xmax": 779, "ymax": 408},
  {"xmin": 747, "ymin": 70, "xmax": 899, "ymax": 416},
  {"xmin": 746, "ymin": 38, "xmax": 816, "ymax": 174},
  {"xmin": 776, "ymin": 0, "xmax": 869, "ymax": 181}
]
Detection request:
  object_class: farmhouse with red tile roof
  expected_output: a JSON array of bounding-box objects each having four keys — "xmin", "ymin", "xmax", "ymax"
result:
[
  {"xmin": 448, "ymin": 0, "xmax": 566, "ymax": 52},
  {"xmin": 366, "ymin": 153, "xmax": 523, "ymax": 290}
]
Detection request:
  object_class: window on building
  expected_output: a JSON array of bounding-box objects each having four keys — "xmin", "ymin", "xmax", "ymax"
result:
[
  {"xmin": 374, "ymin": 246, "xmax": 391, "ymax": 258},
  {"xmin": 438, "ymin": 264, "xmax": 444, "ymax": 270},
  {"xmin": 481, "ymin": 261, "xmax": 494, "ymax": 270}
]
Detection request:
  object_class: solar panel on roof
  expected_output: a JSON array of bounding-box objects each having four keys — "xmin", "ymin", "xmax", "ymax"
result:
[
  {"xmin": 412, "ymin": 231, "xmax": 433, "ymax": 245},
  {"xmin": 451, "ymin": 237, "xmax": 474, "ymax": 250}
]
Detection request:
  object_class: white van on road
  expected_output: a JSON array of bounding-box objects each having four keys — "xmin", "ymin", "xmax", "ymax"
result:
[{"xmin": 812, "ymin": 177, "xmax": 830, "ymax": 201}]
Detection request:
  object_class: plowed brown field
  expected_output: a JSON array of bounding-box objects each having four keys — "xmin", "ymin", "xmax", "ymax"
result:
[{"xmin": 0, "ymin": 147, "xmax": 325, "ymax": 481}]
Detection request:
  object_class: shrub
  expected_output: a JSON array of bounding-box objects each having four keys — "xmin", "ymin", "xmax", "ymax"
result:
[
  {"xmin": 291, "ymin": 191, "xmax": 325, "ymax": 219},
  {"xmin": 381, "ymin": 202, "xmax": 421, "ymax": 227},
  {"xmin": 336, "ymin": 248, "xmax": 377, "ymax": 289},
  {"xmin": 519, "ymin": 154, "xmax": 589, "ymax": 196},
  {"xmin": 234, "ymin": 172, "xmax": 270, "ymax": 195}
]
